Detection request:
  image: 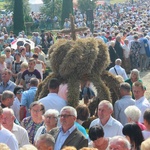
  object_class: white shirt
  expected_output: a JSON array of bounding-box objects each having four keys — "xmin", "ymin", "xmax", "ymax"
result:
[
  {"xmin": 142, "ymin": 130, "xmax": 150, "ymax": 140},
  {"xmin": 11, "ymin": 97, "xmax": 21, "ymax": 122},
  {"xmin": 11, "ymin": 123, "xmax": 29, "ymax": 147},
  {"xmin": 89, "ymin": 116, "xmax": 123, "ymax": 138},
  {"xmin": 109, "ymin": 65, "xmax": 128, "ymax": 80},
  {"xmin": 39, "ymin": 93, "xmax": 67, "ymax": 112},
  {"xmin": 34, "ymin": 126, "xmax": 46, "ymax": 142},
  {"xmin": 122, "ymin": 44, "xmax": 130, "ymax": 58},
  {"xmin": 0, "ymin": 127, "xmax": 18, "ymax": 150},
  {"xmin": 135, "ymin": 96, "xmax": 150, "ymax": 123}
]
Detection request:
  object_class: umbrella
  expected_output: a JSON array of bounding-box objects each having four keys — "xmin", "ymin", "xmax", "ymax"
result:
[{"xmin": 11, "ymin": 38, "xmax": 35, "ymax": 50}]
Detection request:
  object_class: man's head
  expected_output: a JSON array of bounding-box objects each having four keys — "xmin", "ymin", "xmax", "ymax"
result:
[
  {"xmin": 98, "ymin": 100, "xmax": 113, "ymax": 123},
  {"xmin": 48, "ymin": 78, "xmax": 60, "ymax": 93},
  {"xmin": 28, "ymin": 58, "xmax": 36, "ymax": 70},
  {"xmin": 59, "ymin": 106, "xmax": 77, "ymax": 132},
  {"xmin": 124, "ymin": 39, "xmax": 129, "ymax": 45},
  {"xmin": 143, "ymin": 109, "xmax": 150, "ymax": 129},
  {"xmin": 116, "ymin": 36, "xmax": 121, "ymax": 42},
  {"xmin": 35, "ymin": 133, "xmax": 55, "ymax": 150},
  {"xmin": 14, "ymin": 86, "xmax": 24, "ymax": 100},
  {"xmin": 2, "ymin": 108, "xmax": 15, "ymax": 131},
  {"xmin": 115, "ymin": 58, "xmax": 122, "ymax": 66},
  {"xmin": 4, "ymin": 47, "xmax": 11, "ymax": 56},
  {"xmin": 1, "ymin": 69, "xmax": 12, "ymax": 83},
  {"xmin": 132, "ymin": 81, "xmax": 145, "ymax": 100},
  {"xmin": 120, "ymin": 82, "xmax": 131, "ymax": 96},
  {"xmin": 29, "ymin": 78, "xmax": 39, "ymax": 87},
  {"xmin": 34, "ymin": 46, "xmax": 40, "ymax": 54},
  {"xmin": 1, "ymin": 91, "xmax": 14, "ymax": 107},
  {"xmin": 109, "ymin": 136, "xmax": 131, "ymax": 150}
]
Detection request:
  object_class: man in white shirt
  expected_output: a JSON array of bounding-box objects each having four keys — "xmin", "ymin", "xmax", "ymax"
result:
[
  {"xmin": 133, "ymin": 81, "xmax": 150, "ymax": 123},
  {"xmin": 109, "ymin": 58, "xmax": 128, "ymax": 80},
  {"xmin": 2, "ymin": 107, "xmax": 29, "ymax": 148},
  {"xmin": 39, "ymin": 78, "xmax": 67, "ymax": 112},
  {"xmin": 122, "ymin": 39, "xmax": 131, "ymax": 73},
  {"xmin": 89, "ymin": 100, "xmax": 123, "ymax": 137},
  {"xmin": 0, "ymin": 106, "xmax": 18, "ymax": 150}
]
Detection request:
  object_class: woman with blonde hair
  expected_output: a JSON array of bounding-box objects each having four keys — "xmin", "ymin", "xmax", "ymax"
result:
[{"xmin": 125, "ymin": 69, "xmax": 142, "ymax": 98}]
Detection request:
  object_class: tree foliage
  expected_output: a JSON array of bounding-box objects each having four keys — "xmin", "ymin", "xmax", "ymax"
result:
[
  {"xmin": 41, "ymin": 0, "xmax": 62, "ymax": 21},
  {"xmin": 4, "ymin": 0, "xmax": 31, "ymax": 22},
  {"xmin": 61, "ymin": 0, "xmax": 73, "ymax": 27},
  {"xmin": 13, "ymin": 0, "xmax": 25, "ymax": 35},
  {"xmin": 78, "ymin": 0, "xmax": 97, "ymax": 13}
]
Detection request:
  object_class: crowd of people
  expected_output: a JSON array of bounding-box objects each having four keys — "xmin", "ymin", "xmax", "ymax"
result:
[{"xmin": 1, "ymin": 0, "xmax": 150, "ymax": 150}]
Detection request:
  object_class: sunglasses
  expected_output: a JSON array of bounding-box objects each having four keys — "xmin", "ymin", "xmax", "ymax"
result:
[
  {"xmin": 6, "ymin": 50, "xmax": 11, "ymax": 52},
  {"xmin": 16, "ymin": 90, "xmax": 23, "ymax": 94}
]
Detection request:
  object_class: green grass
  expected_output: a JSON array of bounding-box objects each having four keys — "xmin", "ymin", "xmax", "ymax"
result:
[
  {"xmin": 110, "ymin": 0, "xmax": 126, "ymax": 4},
  {"xmin": 0, "ymin": 2, "xmax": 5, "ymax": 10}
]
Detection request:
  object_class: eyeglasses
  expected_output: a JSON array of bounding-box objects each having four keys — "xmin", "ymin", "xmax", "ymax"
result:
[
  {"xmin": 58, "ymin": 114, "xmax": 74, "ymax": 118},
  {"xmin": 31, "ymin": 109, "xmax": 43, "ymax": 113},
  {"xmin": 6, "ymin": 51, "xmax": 10, "ymax": 52},
  {"xmin": 44, "ymin": 116, "xmax": 56, "ymax": 119}
]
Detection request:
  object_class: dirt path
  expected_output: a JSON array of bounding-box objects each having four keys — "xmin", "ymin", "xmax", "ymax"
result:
[{"xmin": 140, "ymin": 71, "xmax": 150, "ymax": 100}]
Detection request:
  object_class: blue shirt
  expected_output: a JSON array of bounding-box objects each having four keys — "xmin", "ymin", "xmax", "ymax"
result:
[
  {"xmin": 54, "ymin": 124, "xmax": 76, "ymax": 150},
  {"xmin": 20, "ymin": 87, "xmax": 37, "ymax": 117},
  {"xmin": 75, "ymin": 122, "xmax": 88, "ymax": 139},
  {"xmin": 0, "ymin": 80, "xmax": 16, "ymax": 94}
]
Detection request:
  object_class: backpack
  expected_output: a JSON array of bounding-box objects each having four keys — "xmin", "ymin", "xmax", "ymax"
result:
[{"xmin": 143, "ymin": 38, "xmax": 150, "ymax": 57}]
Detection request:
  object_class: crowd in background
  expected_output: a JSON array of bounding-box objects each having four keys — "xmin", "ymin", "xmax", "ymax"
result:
[{"xmin": 1, "ymin": 0, "xmax": 150, "ymax": 150}]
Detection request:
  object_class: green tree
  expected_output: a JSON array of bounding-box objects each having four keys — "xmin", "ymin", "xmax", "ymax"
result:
[
  {"xmin": 41, "ymin": 0, "xmax": 62, "ymax": 21},
  {"xmin": 78, "ymin": 0, "xmax": 97, "ymax": 13},
  {"xmin": 13, "ymin": 0, "xmax": 25, "ymax": 35},
  {"xmin": 61, "ymin": 0, "xmax": 73, "ymax": 27},
  {"xmin": 4, "ymin": 0, "xmax": 31, "ymax": 22}
]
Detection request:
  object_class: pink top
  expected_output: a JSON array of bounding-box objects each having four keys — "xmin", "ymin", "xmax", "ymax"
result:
[{"xmin": 58, "ymin": 84, "xmax": 68, "ymax": 102}]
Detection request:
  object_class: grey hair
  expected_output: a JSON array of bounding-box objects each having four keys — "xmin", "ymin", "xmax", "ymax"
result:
[
  {"xmin": 44, "ymin": 109, "xmax": 59, "ymax": 118},
  {"xmin": 116, "ymin": 35, "xmax": 121, "ymax": 41},
  {"xmin": 110, "ymin": 41, "xmax": 115, "ymax": 46},
  {"xmin": 3, "ymin": 107, "xmax": 14, "ymax": 116},
  {"xmin": 37, "ymin": 133, "xmax": 55, "ymax": 148},
  {"xmin": 124, "ymin": 106, "xmax": 141, "ymax": 122},
  {"xmin": 109, "ymin": 136, "xmax": 131, "ymax": 150},
  {"xmin": 129, "ymin": 69, "xmax": 140, "ymax": 79},
  {"xmin": 99, "ymin": 100, "xmax": 113, "ymax": 111},
  {"xmin": 4, "ymin": 46, "xmax": 11, "ymax": 52},
  {"xmin": 60, "ymin": 106, "xmax": 77, "ymax": 117},
  {"xmin": 19, "ymin": 144, "xmax": 37, "ymax": 150},
  {"xmin": 29, "ymin": 101, "xmax": 45, "ymax": 114},
  {"xmin": 1, "ymin": 91, "xmax": 14, "ymax": 101}
]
